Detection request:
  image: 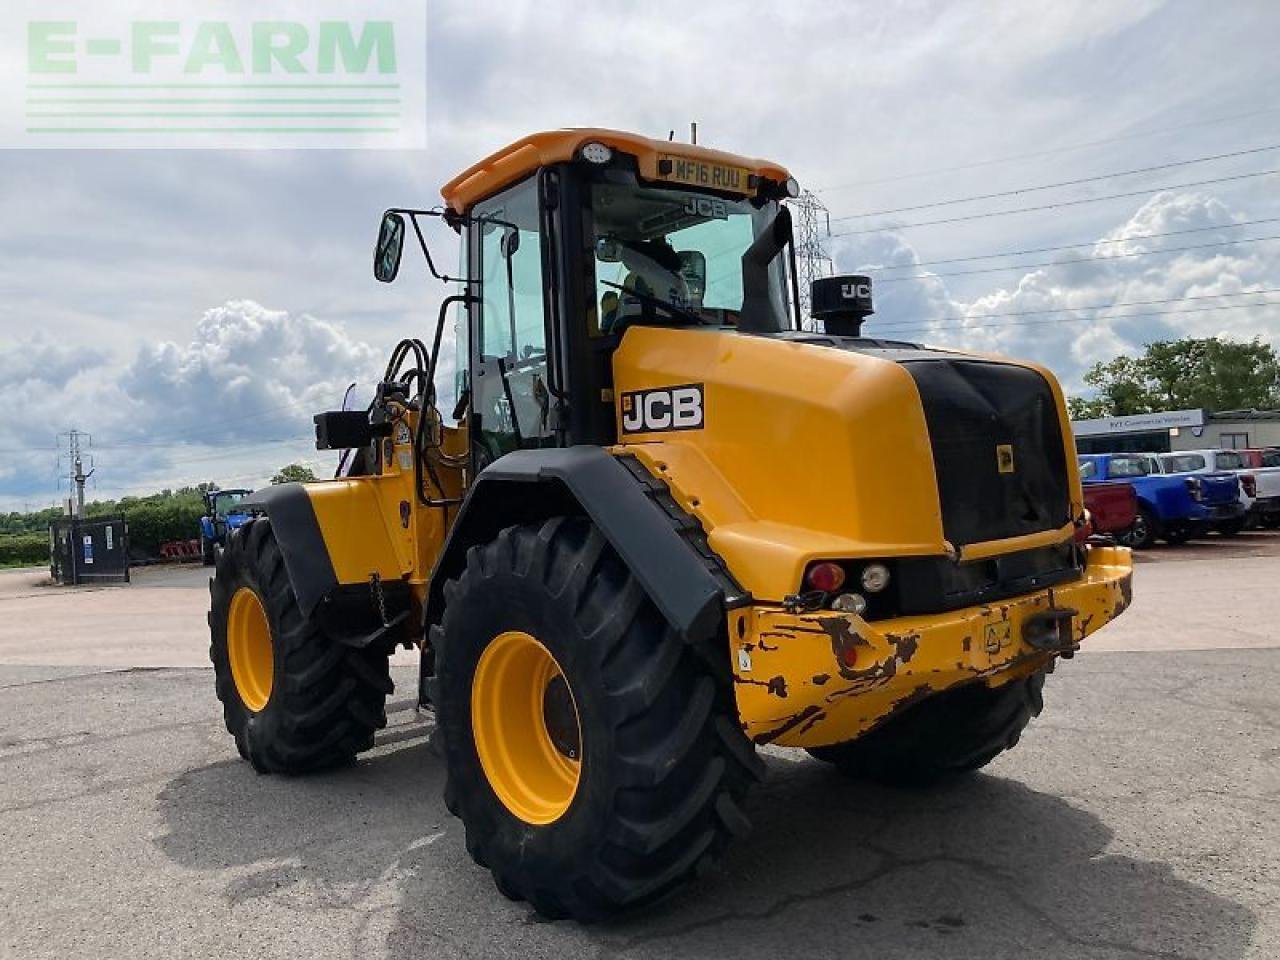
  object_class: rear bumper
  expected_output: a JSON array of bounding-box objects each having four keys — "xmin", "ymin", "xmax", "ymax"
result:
[
  {"xmin": 1187, "ymin": 501, "xmax": 1247, "ymax": 524},
  {"xmin": 728, "ymin": 545, "xmax": 1133, "ymax": 748}
]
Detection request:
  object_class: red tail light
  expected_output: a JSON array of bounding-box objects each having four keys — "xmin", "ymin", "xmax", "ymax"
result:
[
  {"xmin": 1074, "ymin": 510, "xmax": 1094, "ymax": 543},
  {"xmin": 1241, "ymin": 473, "xmax": 1257, "ymax": 497},
  {"xmin": 806, "ymin": 562, "xmax": 846, "ymax": 593}
]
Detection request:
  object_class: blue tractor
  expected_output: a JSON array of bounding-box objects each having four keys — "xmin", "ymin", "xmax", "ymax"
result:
[{"xmin": 200, "ymin": 488, "xmax": 253, "ymax": 565}]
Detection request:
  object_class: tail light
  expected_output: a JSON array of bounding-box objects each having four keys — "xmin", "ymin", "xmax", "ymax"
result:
[
  {"xmin": 1185, "ymin": 477, "xmax": 1203, "ymax": 501},
  {"xmin": 1241, "ymin": 473, "xmax": 1257, "ymax": 497},
  {"xmin": 1074, "ymin": 510, "xmax": 1095, "ymax": 544},
  {"xmin": 805, "ymin": 562, "xmax": 846, "ymax": 593}
]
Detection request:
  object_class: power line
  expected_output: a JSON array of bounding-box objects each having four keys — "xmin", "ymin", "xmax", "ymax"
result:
[
  {"xmin": 84, "ymin": 455, "xmax": 331, "ymax": 501},
  {"xmin": 830, "ymin": 144, "xmax": 1280, "ymax": 220},
  {"xmin": 828, "ymin": 168, "xmax": 1280, "ymax": 235},
  {"xmin": 135, "ymin": 437, "xmax": 315, "ymax": 468},
  {"xmin": 873, "ymin": 232, "xmax": 1280, "ymax": 285},
  {"xmin": 874, "ymin": 287, "xmax": 1280, "ymax": 327},
  {"xmin": 91, "ymin": 433, "xmax": 312, "ymax": 452},
  {"xmin": 877, "ymin": 299, "xmax": 1280, "ymax": 337},
  {"xmin": 0, "ymin": 400, "xmax": 317, "ymax": 455},
  {"xmin": 876, "ymin": 217, "xmax": 1280, "ymax": 271},
  {"xmin": 816, "ymin": 104, "xmax": 1280, "ymax": 192}
]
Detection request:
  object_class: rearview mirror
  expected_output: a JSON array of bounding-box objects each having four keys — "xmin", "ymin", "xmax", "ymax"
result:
[
  {"xmin": 500, "ymin": 227, "xmax": 521, "ymax": 259},
  {"xmin": 373, "ymin": 211, "xmax": 406, "ymax": 283}
]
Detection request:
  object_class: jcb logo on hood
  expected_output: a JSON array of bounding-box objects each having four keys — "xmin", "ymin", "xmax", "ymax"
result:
[{"xmin": 620, "ymin": 384, "xmax": 704, "ymax": 434}]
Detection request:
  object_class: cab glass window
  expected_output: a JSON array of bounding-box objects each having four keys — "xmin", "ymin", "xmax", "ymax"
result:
[
  {"xmin": 471, "ymin": 179, "xmax": 555, "ymax": 464},
  {"xmin": 588, "ymin": 183, "xmax": 792, "ymax": 334},
  {"xmin": 1161, "ymin": 454, "xmax": 1205, "ymax": 473},
  {"xmin": 1109, "ymin": 456, "xmax": 1149, "ymax": 478}
]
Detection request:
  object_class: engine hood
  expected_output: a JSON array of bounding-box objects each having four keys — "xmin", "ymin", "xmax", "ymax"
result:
[{"xmin": 611, "ymin": 327, "xmax": 1082, "ymax": 601}]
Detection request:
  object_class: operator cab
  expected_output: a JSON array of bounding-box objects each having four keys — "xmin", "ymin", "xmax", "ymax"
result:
[{"xmin": 373, "ymin": 129, "xmax": 804, "ymax": 477}]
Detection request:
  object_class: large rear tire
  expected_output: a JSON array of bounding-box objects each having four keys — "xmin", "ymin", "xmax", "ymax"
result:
[
  {"xmin": 208, "ymin": 517, "xmax": 393, "ymax": 773},
  {"xmin": 432, "ymin": 517, "xmax": 762, "ymax": 922},
  {"xmin": 807, "ymin": 672, "xmax": 1046, "ymax": 787}
]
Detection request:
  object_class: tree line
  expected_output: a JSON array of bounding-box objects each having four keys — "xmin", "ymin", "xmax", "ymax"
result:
[
  {"xmin": 0, "ymin": 463, "xmax": 318, "ymax": 567},
  {"xmin": 1067, "ymin": 336, "xmax": 1280, "ymax": 419}
]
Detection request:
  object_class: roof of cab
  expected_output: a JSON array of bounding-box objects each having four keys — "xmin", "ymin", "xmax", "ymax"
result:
[{"xmin": 440, "ymin": 128, "xmax": 792, "ymax": 214}]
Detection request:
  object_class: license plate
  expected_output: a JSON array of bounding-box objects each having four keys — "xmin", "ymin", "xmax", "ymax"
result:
[{"xmin": 657, "ymin": 155, "xmax": 753, "ymax": 194}]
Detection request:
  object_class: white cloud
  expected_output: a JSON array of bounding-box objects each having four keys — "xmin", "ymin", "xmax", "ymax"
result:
[
  {"xmin": 0, "ymin": 301, "xmax": 383, "ymax": 508},
  {"xmin": 120, "ymin": 300, "xmax": 382, "ymax": 442},
  {"xmin": 829, "ymin": 190, "xmax": 1280, "ymax": 391},
  {"xmin": 0, "ymin": 340, "xmax": 105, "ymax": 390},
  {"xmin": 3, "ymin": 0, "xmax": 1280, "ymax": 505}
]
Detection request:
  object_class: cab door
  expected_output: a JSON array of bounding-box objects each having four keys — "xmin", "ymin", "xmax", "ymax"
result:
[{"xmin": 467, "ymin": 176, "xmax": 559, "ymax": 470}]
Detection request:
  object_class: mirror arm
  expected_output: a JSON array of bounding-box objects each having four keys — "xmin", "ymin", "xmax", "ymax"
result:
[
  {"xmin": 403, "ymin": 210, "xmax": 462, "ymax": 284},
  {"xmin": 387, "ymin": 207, "xmax": 518, "ymax": 288}
]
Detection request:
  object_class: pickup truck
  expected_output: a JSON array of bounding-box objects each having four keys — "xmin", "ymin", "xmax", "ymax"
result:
[
  {"xmin": 1159, "ymin": 448, "xmax": 1280, "ymax": 532},
  {"xmin": 1082, "ymin": 481, "xmax": 1138, "ymax": 542},
  {"xmin": 1078, "ymin": 453, "xmax": 1243, "ymax": 548},
  {"xmin": 1225, "ymin": 449, "xmax": 1280, "ymax": 528}
]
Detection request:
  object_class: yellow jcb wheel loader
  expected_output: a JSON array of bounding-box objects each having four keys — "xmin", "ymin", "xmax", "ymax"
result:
[{"xmin": 207, "ymin": 129, "xmax": 1134, "ymax": 921}]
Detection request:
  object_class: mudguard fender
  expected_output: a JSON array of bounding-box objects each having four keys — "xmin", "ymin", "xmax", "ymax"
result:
[{"xmin": 424, "ymin": 447, "xmax": 747, "ymax": 642}]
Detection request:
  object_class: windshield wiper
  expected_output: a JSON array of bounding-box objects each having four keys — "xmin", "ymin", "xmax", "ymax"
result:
[{"xmin": 601, "ymin": 281, "xmax": 704, "ymax": 326}]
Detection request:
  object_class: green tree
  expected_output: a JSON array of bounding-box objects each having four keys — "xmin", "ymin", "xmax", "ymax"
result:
[
  {"xmin": 1069, "ymin": 336, "xmax": 1280, "ymax": 418},
  {"xmin": 272, "ymin": 463, "xmax": 318, "ymax": 485}
]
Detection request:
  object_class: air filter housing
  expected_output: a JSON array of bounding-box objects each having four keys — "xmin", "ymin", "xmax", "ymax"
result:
[{"xmin": 812, "ymin": 275, "xmax": 874, "ymax": 336}]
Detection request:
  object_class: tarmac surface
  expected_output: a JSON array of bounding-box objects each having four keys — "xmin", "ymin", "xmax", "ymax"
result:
[{"xmin": 1, "ymin": 534, "xmax": 1277, "ymax": 959}]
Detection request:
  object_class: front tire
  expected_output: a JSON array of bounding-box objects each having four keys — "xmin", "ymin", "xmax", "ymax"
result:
[
  {"xmin": 208, "ymin": 517, "xmax": 393, "ymax": 773},
  {"xmin": 807, "ymin": 672, "xmax": 1046, "ymax": 787},
  {"xmin": 432, "ymin": 517, "xmax": 762, "ymax": 921}
]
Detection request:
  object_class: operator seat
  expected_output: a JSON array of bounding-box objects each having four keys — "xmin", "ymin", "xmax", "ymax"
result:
[{"xmin": 600, "ymin": 243, "xmax": 690, "ymax": 336}]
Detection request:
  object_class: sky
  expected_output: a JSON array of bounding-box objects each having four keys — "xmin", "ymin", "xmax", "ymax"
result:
[{"xmin": 2, "ymin": 0, "xmax": 1279, "ymax": 510}]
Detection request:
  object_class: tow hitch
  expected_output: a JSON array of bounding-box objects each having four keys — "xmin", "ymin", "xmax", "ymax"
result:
[{"xmin": 1022, "ymin": 607, "xmax": 1079, "ymax": 656}]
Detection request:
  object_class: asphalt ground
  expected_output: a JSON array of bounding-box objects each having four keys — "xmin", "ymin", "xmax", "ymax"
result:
[{"xmin": 1, "ymin": 533, "xmax": 1277, "ymax": 959}]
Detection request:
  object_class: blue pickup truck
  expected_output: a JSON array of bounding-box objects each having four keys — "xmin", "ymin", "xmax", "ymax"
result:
[{"xmin": 1078, "ymin": 453, "xmax": 1244, "ymax": 548}]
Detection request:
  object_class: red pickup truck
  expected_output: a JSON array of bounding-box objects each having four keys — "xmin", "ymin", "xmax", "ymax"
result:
[{"xmin": 1083, "ymin": 481, "xmax": 1138, "ymax": 541}]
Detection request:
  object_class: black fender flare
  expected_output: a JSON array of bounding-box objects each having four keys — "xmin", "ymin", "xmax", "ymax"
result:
[
  {"xmin": 241, "ymin": 483, "xmax": 337, "ymax": 619},
  {"xmin": 240, "ymin": 483, "xmax": 409, "ymax": 649},
  {"xmin": 424, "ymin": 446, "xmax": 747, "ymax": 643}
]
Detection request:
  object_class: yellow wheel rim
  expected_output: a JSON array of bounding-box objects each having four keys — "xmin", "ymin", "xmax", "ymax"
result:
[
  {"xmin": 471, "ymin": 631, "xmax": 583, "ymax": 825},
  {"xmin": 228, "ymin": 587, "xmax": 274, "ymax": 712}
]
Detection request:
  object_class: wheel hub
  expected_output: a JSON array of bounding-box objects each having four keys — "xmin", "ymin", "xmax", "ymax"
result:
[{"xmin": 542, "ymin": 675, "xmax": 581, "ymax": 761}]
